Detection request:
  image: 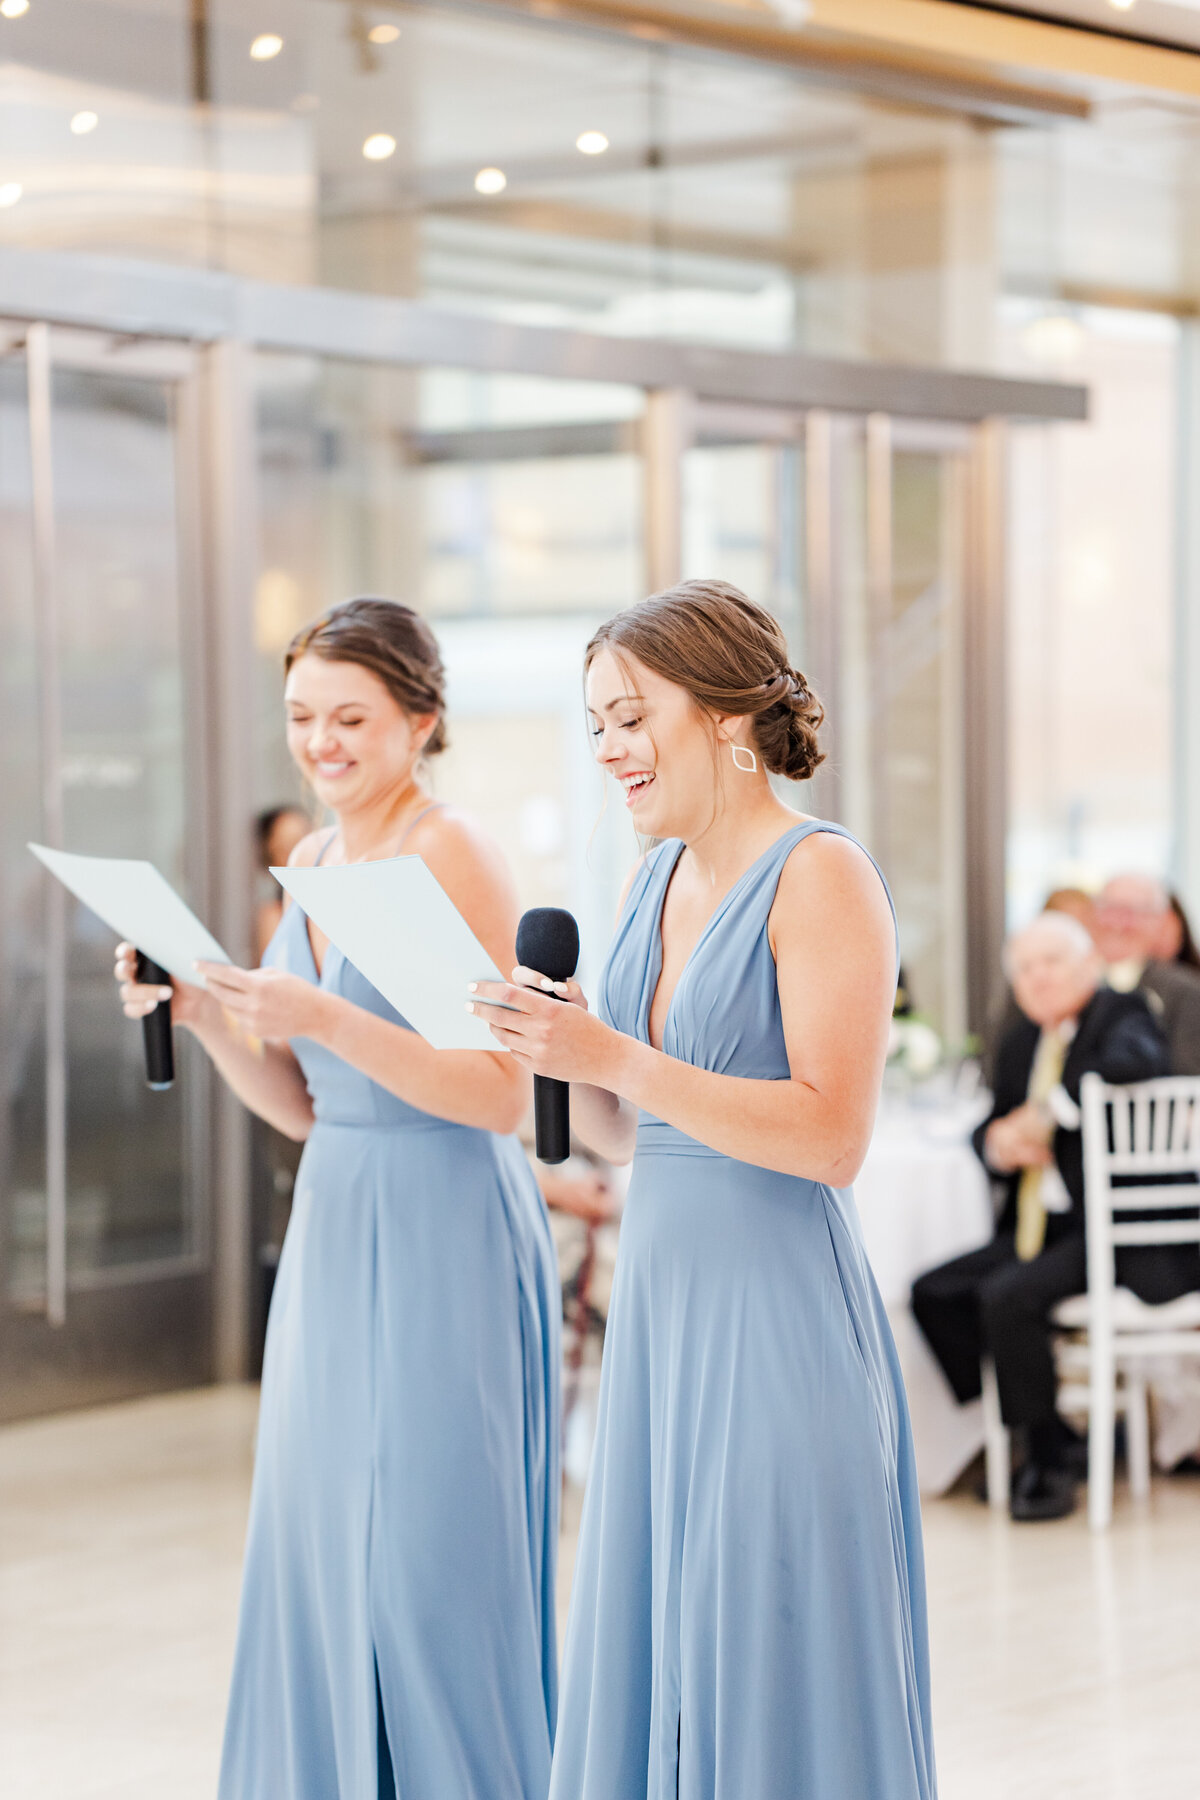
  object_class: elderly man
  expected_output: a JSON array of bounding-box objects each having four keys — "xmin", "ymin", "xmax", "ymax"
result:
[
  {"xmin": 1092, "ymin": 873, "xmax": 1200, "ymax": 1074},
  {"xmin": 912, "ymin": 913, "xmax": 1174, "ymax": 1520}
]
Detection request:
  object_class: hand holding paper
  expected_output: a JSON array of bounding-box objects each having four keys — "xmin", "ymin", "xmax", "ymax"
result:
[
  {"xmin": 272, "ymin": 853, "xmax": 511, "ymax": 1051},
  {"xmin": 30, "ymin": 844, "xmax": 231, "ymax": 985}
]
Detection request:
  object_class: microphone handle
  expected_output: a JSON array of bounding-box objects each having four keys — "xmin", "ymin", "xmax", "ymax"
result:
[
  {"xmin": 532, "ymin": 1074, "xmax": 570, "ymax": 1165},
  {"xmin": 136, "ymin": 952, "xmax": 175, "ymax": 1091}
]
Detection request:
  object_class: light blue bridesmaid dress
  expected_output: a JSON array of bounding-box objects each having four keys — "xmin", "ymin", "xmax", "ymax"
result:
[
  {"xmin": 219, "ymin": 822, "xmax": 561, "ymax": 1800},
  {"xmin": 549, "ymin": 820, "xmax": 935, "ymax": 1800}
]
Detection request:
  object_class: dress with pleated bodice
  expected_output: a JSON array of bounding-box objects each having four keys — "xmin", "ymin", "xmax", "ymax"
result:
[
  {"xmin": 549, "ymin": 820, "xmax": 935, "ymax": 1800},
  {"xmin": 219, "ymin": 839, "xmax": 560, "ymax": 1800}
]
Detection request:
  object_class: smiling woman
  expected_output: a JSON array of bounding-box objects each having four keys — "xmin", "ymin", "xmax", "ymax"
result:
[
  {"xmin": 114, "ymin": 595, "xmax": 561, "ymax": 1800},
  {"xmin": 472, "ymin": 579, "xmax": 934, "ymax": 1800}
]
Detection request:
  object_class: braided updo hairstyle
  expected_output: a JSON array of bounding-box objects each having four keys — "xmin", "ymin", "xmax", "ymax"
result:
[
  {"xmin": 585, "ymin": 579, "xmax": 824, "ymax": 782},
  {"xmin": 284, "ymin": 597, "xmax": 448, "ymax": 755}
]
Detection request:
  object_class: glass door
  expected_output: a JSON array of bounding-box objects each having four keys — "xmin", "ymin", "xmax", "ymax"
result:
[
  {"xmin": 677, "ymin": 402, "xmax": 979, "ymax": 1044},
  {"xmin": 837, "ymin": 415, "xmax": 973, "ymax": 1044},
  {"xmin": 0, "ymin": 324, "xmax": 212, "ymax": 1421}
]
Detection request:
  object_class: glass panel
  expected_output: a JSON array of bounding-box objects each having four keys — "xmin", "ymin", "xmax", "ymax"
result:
[
  {"xmin": 251, "ymin": 353, "xmax": 645, "ymax": 979},
  {"xmin": 51, "ymin": 365, "xmax": 198, "ymax": 1276},
  {"xmin": 682, "ymin": 441, "xmax": 804, "ymax": 643},
  {"xmin": 849, "ymin": 442, "xmax": 967, "ymax": 1042},
  {"xmin": 252, "ymin": 355, "xmax": 644, "ymax": 804},
  {"xmin": 1003, "ymin": 307, "xmax": 1177, "ymax": 918},
  {"xmin": 681, "ymin": 436, "xmax": 810, "ymax": 799},
  {"xmin": 0, "ymin": 353, "xmax": 46, "ymax": 1308}
]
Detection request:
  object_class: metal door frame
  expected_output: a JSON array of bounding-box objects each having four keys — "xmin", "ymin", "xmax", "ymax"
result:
[{"xmin": 1, "ymin": 321, "xmax": 220, "ymax": 1418}]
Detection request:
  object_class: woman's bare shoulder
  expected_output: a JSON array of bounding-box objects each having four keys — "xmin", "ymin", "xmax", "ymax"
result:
[
  {"xmin": 287, "ymin": 827, "xmax": 331, "ymax": 869},
  {"xmin": 406, "ymin": 802, "xmax": 505, "ymax": 872},
  {"xmin": 773, "ymin": 827, "xmax": 893, "ymax": 946}
]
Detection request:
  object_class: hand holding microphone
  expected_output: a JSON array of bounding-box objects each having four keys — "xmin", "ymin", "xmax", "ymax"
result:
[
  {"xmin": 116, "ymin": 942, "xmax": 205, "ymax": 1090},
  {"xmin": 515, "ymin": 908, "xmax": 580, "ymax": 1164},
  {"xmin": 135, "ymin": 951, "xmax": 175, "ymax": 1090}
]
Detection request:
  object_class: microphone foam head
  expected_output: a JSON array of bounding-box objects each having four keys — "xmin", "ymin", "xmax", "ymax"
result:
[{"xmin": 516, "ymin": 907, "xmax": 580, "ymax": 984}]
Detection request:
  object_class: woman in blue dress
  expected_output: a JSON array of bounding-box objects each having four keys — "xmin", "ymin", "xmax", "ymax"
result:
[
  {"xmin": 117, "ymin": 598, "xmax": 560, "ymax": 1800},
  {"xmin": 473, "ymin": 579, "xmax": 935, "ymax": 1800}
]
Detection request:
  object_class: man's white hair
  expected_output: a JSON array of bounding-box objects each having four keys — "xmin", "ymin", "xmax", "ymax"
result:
[
  {"xmin": 1002, "ymin": 909, "xmax": 1096, "ymax": 980},
  {"xmin": 1098, "ymin": 871, "xmax": 1169, "ymax": 912}
]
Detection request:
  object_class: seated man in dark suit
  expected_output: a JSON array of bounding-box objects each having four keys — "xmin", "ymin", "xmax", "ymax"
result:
[
  {"xmin": 1092, "ymin": 873, "xmax": 1200, "ymax": 1075},
  {"xmin": 912, "ymin": 912, "xmax": 1176, "ymax": 1521}
]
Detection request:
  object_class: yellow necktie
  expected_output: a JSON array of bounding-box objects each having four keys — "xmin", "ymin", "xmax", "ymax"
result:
[{"xmin": 1015, "ymin": 1027, "xmax": 1067, "ymax": 1262}]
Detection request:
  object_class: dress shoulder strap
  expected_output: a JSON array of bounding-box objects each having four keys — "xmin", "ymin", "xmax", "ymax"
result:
[
  {"xmin": 396, "ymin": 801, "xmax": 445, "ymax": 854},
  {"xmin": 314, "ymin": 826, "xmax": 338, "ymax": 866}
]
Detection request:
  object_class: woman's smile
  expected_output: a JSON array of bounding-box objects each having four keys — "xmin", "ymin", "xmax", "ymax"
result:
[{"xmin": 620, "ymin": 770, "xmax": 656, "ymax": 808}]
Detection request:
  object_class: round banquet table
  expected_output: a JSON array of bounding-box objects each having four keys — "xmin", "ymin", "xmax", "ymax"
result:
[{"xmin": 854, "ymin": 1092, "xmax": 995, "ymax": 1494}]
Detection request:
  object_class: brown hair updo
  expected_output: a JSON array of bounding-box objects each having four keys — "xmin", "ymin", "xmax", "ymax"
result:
[
  {"xmin": 585, "ymin": 579, "xmax": 824, "ymax": 781},
  {"xmin": 285, "ymin": 597, "xmax": 448, "ymax": 756}
]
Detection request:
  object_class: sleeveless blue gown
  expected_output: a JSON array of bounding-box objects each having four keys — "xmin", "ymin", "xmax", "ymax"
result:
[
  {"xmin": 219, "ymin": 856, "xmax": 561, "ymax": 1799},
  {"xmin": 549, "ymin": 821, "xmax": 936, "ymax": 1800}
]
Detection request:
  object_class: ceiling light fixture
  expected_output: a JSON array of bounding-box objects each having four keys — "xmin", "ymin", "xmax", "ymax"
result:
[
  {"xmin": 70, "ymin": 111, "xmax": 99, "ymax": 135},
  {"xmin": 576, "ymin": 130, "xmax": 609, "ymax": 156},
  {"xmin": 474, "ymin": 166, "xmax": 507, "ymax": 195},
  {"xmin": 1021, "ymin": 310, "xmax": 1085, "ymax": 362},
  {"xmin": 250, "ymin": 33, "xmax": 284, "ymax": 60},
  {"xmin": 1107, "ymin": 0, "xmax": 1137, "ymax": 10},
  {"xmin": 0, "ymin": 0, "xmax": 30, "ymax": 17},
  {"xmin": 0, "ymin": 182, "xmax": 23, "ymax": 207},
  {"xmin": 368, "ymin": 23, "xmax": 400, "ymax": 43},
  {"xmin": 362, "ymin": 133, "xmax": 397, "ymax": 161}
]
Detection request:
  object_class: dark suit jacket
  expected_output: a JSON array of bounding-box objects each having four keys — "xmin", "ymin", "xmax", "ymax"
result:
[
  {"xmin": 972, "ymin": 987, "xmax": 1198, "ymax": 1304},
  {"xmin": 1139, "ymin": 959, "xmax": 1200, "ymax": 1076}
]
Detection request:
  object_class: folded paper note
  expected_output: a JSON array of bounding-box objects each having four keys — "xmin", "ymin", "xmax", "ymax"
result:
[
  {"xmin": 272, "ymin": 853, "xmax": 511, "ymax": 1051},
  {"xmin": 29, "ymin": 844, "xmax": 230, "ymax": 986}
]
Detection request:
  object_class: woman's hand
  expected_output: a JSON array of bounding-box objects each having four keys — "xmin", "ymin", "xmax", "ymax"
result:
[
  {"xmin": 115, "ymin": 942, "xmax": 213, "ymax": 1030},
  {"xmin": 468, "ymin": 967, "xmax": 621, "ymax": 1085},
  {"xmin": 194, "ymin": 961, "xmax": 326, "ymax": 1044}
]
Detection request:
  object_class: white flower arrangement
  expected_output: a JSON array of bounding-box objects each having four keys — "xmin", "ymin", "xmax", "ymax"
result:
[{"xmin": 887, "ymin": 1016, "xmax": 943, "ymax": 1081}]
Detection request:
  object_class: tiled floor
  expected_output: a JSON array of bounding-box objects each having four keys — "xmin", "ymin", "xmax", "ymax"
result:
[{"xmin": 1, "ymin": 1385, "xmax": 1198, "ymax": 1798}]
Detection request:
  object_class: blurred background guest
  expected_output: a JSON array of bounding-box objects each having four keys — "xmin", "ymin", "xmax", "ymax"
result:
[
  {"xmin": 1042, "ymin": 886, "xmax": 1096, "ymax": 933},
  {"xmin": 254, "ymin": 805, "xmax": 312, "ymax": 962},
  {"xmin": 911, "ymin": 913, "xmax": 1179, "ymax": 1522},
  {"xmin": 1158, "ymin": 891, "xmax": 1200, "ymax": 972},
  {"xmin": 1091, "ymin": 874, "xmax": 1200, "ymax": 1073}
]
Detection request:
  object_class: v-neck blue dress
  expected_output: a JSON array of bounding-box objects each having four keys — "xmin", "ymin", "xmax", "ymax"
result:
[
  {"xmin": 549, "ymin": 821, "xmax": 935, "ymax": 1800},
  {"xmin": 219, "ymin": 875, "xmax": 561, "ymax": 1799}
]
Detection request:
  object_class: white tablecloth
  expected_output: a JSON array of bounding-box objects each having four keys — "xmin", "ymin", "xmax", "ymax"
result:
[{"xmin": 854, "ymin": 1095, "xmax": 994, "ymax": 1494}]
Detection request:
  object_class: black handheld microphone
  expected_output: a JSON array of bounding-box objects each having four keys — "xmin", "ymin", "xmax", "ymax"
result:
[
  {"xmin": 135, "ymin": 952, "xmax": 175, "ymax": 1091},
  {"xmin": 515, "ymin": 907, "xmax": 580, "ymax": 1165}
]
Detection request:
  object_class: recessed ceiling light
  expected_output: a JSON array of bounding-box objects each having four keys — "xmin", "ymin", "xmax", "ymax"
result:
[
  {"xmin": 250, "ymin": 33, "xmax": 284, "ymax": 60},
  {"xmin": 362, "ymin": 133, "xmax": 397, "ymax": 161},
  {"xmin": 1108, "ymin": 0, "xmax": 1136, "ymax": 10},
  {"xmin": 576, "ymin": 130, "xmax": 609, "ymax": 156},
  {"xmin": 1021, "ymin": 311, "xmax": 1085, "ymax": 362},
  {"xmin": 368, "ymin": 22, "xmax": 400, "ymax": 43},
  {"xmin": 0, "ymin": 0, "xmax": 30, "ymax": 18},
  {"xmin": 0, "ymin": 182, "xmax": 23, "ymax": 208},
  {"xmin": 474, "ymin": 166, "xmax": 507, "ymax": 195},
  {"xmin": 70, "ymin": 111, "xmax": 99, "ymax": 136}
]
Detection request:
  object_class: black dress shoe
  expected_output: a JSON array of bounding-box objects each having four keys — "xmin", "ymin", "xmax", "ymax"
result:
[{"xmin": 1010, "ymin": 1460, "xmax": 1078, "ymax": 1522}]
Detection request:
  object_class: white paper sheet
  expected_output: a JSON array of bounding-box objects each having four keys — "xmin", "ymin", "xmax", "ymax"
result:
[
  {"xmin": 272, "ymin": 853, "xmax": 509, "ymax": 1051},
  {"xmin": 29, "ymin": 844, "xmax": 231, "ymax": 986}
]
